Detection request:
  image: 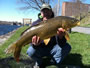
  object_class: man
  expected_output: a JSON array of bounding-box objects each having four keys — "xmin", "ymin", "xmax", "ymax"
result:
[{"xmin": 27, "ymin": 3, "xmax": 71, "ymax": 68}]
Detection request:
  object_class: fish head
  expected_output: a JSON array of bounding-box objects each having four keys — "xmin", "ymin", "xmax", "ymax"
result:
[
  {"xmin": 69, "ymin": 17, "xmax": 80, "ymax": 27},
  {"xmin": 62, "ymin": 17, "xmax": 80, "ymax": 30}
]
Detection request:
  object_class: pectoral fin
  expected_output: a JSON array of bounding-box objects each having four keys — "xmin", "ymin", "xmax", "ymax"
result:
[
  {"xmin": 5, "ymin": 43, "xmax": 16, "ymax": 54},
  {"xmin": 44, "ymin": 38, "xmax": 50, "ymax": 45},
  {"xmin": 61, "ymin": 23, "xmax": 70, "ymax": 40},
  {"xmin": 65, "ymin": 31, "xmax": 70, "ymax": 40}
]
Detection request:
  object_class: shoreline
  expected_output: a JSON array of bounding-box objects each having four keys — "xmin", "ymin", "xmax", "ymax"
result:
[{"xmin": 0, "ymin": 29, "xmax": 17, "ymax": 46}]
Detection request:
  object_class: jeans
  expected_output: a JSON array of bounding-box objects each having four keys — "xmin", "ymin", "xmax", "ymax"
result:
[{"xmin": 27, "ymin": 43, "xmax": 71, "ymax": 67}]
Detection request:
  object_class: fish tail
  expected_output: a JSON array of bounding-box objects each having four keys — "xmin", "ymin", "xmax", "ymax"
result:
[
  {"xmin": 15, "ymin": 57, "xmax": 20, "ymax": 62},
  {"xmin": 5, "ymin": 43, "xmax": 16, "ymax": 54},
  {"xmin": 14, "ymin": 45, "xmax": 22, "ymax": 62}
]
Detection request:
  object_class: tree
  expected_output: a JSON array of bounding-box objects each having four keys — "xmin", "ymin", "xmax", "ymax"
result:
[
  {"xmin": 52, "ymin": 0, "xmax": 60, "ymax": 16},
  {"xmin": 17, "ymin": 0, "xmax": 54, "ymax": 11}
]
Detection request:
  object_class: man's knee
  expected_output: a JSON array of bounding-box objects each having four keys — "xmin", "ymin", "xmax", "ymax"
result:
[
  {"xmin": 65, "ymin": 43, "xmax": 72, "ymax": 53},
  {"xmin": 27, "ymin": 46, "xmax": 35, "ymax": 57}
]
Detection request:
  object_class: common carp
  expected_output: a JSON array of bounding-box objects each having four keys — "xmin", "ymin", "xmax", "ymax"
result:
[{"xmin": 5, "ymin": 16, "xmax": 80, "ymax": 62}]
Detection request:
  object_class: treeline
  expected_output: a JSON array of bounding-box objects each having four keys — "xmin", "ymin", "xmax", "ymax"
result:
[{"xmin": 0, "ymin": 21, "xmax": 22, "ymax": 25}]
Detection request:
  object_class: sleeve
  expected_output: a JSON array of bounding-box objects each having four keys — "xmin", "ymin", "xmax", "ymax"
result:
[
  {"xmin": 30, "ymin": 43, "xmax": 37, "ymax": 49},
  {"xmin": 31, "ymin": 19, "xmax": 41, "ymax": 26}
]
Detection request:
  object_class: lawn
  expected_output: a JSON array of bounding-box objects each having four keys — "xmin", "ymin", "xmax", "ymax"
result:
[
  {"xmin": 0, "ymin": 26, "xmax": 90, "ymax": 68},
  {"xmin": 80, "ymin": 24, "xmax": 90, "ymax": 27}
]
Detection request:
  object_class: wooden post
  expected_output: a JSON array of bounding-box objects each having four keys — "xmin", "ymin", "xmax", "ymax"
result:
[{"xmin": 23, "ymin": 18, "xmax": 32, "ymax": 26}]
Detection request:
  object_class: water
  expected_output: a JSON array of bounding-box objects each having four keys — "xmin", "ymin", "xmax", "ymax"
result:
[{"xmin": 0, "ymin": 24, "xmax": 21, "ymax": 35}]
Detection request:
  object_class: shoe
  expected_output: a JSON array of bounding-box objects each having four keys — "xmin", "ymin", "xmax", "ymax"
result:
[{"xmin": 33, "ymin": 62, "xmax": 39, "ymax": 68}]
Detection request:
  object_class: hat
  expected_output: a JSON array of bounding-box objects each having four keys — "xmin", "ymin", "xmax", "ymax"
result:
[{"xmin": 41, "ymin": 3, "xmax": 52, "ymax": 10}]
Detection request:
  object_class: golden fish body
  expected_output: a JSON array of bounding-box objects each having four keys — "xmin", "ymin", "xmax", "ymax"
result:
[{"xmin": 5, "ymin": 16, "xmax": 80, "ymax": 62}]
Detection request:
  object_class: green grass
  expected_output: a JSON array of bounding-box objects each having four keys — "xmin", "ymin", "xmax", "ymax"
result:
[
  {"xmin": 64, "ymin": 32, "xmax": 90, "ymax": 67},
  {"xmin": 0, "ymin": 26, "xmax": 29, "ymax": 58},
  {"xmin": 80, "ymin": 24, "xmax": 90, "ymax": 27},
  {"xmin": 0, "ymin": 26, "xmax": 90, "ymax": 68}
]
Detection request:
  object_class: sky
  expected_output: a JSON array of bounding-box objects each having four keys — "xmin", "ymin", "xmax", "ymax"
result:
[{"xmin": 0, "ymin": 0, "xmax": 90, "ymax": 23}]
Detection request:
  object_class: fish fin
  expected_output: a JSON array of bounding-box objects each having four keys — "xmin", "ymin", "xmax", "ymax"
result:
[
  {"xmin": 16, "ymin": 57, "xmax": 20, "ymax": 62},
  {"xmin": 65, "ymin": 31, "xmax": 70, "ymax": 40},
  {"xmin": 77, "ymin": 21, "xmax": 80, "ymax": 26},
  {"xmin": 14, "ymin": 45, "xmax": 22, "ymax": 62},
  {"xmin": 5, "ymin": 43, "xmax": 16, "ymax": 54},
  {"xmin": 44, "ymin": 38, "xmax": 50, "ymax": 45},
  {"xmin": 21, "ymin": 26, "xmax": 31, "ymax": 36},
  {"xmin": 21, "ymin": 23, "xmax": 43, "ymax": 36}
]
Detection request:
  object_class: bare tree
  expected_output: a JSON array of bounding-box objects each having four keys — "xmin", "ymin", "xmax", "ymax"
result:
[
  {"xmin": 57, "ymin": 0, "xmax": 60, "ymax": 16},
  {"xmin": 52, "ymin": 0, "xmax": 60, "ymax": 16},
  {"xmin": 17, "ymin": 0, "xmax": 54, "ymax": 11}
]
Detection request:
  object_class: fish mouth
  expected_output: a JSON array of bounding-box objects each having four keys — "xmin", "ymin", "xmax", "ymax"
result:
[{"xmin": 77, "ymin": 21, "xmax": 80, "ymax": 26}]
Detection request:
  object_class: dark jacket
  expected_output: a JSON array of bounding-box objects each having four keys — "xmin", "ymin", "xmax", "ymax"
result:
[{"xmin": 31, "ymin": 18, "xmax": 67, "ymax": 48}]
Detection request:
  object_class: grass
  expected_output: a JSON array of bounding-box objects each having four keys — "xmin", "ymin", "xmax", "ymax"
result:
[
  {"xmin": 0, "ymin": 26, "xmax": 29, "ymax": 58},
  {"xmin": 64, "ymin": 32, "xmax": 90, "ymax": 67},
  {"xmin": 80, "ymin": 24, "xmax": 90, "ymax": 27},
  {"xmin": 0, "ymin": 26, "xmax": 90, "ymax": 68}
]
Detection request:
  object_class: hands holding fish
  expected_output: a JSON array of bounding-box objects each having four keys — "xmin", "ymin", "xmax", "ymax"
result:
[
  {"xmin": 57, "ymin": 28, "xmax": 65, "ymax": 39},
  {"xmin": 32, "ymin": 36, "xmax": 41, "ymax": 45},
  {"xmin": 32, "ymin": 28, "xmax": 65, "ymax": 46}
]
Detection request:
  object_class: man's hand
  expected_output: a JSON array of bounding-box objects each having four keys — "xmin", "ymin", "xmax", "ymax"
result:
[
  {"xmin": 32, "ymin": 36, "xmax": 41, "ymax": 46},
  {"xmin": 57, "ymin": 28, "xmax": 65, "ymax": 39}
]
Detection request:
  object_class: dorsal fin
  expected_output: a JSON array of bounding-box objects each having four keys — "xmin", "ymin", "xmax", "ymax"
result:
[
  {"xmin": 20, "ymin": 26, "xmax": 31, "ymax": 36},
  {"xmin": 21, "ymin": 23, "xmax": 42, "ymax": 36}
]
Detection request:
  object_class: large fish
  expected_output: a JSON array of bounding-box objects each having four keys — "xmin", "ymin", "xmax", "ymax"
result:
[{"xmin": 5, "ymin": 16, "xmax": 80, "ymax": 62}]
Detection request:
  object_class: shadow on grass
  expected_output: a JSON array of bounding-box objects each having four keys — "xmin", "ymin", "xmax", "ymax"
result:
[
  {"xmin": 70, "ymin": 32, "xmax": 84, "ymax": 34},
  {"xmin": 71, "ymin": 32, "xmax": 79, "ymax": 34},
  {"xmin": 42, "ymin": 53, "xmax": 90, "ymax": 68},
  {"xmin": 0, "ymin": 57, "xmax": 13, "ymax": 68},
  {"xmin": 0, "ymin": 56, "xmax": 35, "ymax": 68},
  {"xmin": 60, "ymin": 53, "xmax": 90, "ymax": 68},
  {"xmin": 0, "ymin": 53, "xmax": 90, "ymax": 68}
]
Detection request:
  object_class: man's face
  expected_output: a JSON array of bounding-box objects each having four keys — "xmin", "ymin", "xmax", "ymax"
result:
[{"xmin": 41, "ymin": 8, "xmax": 52, "ymax": 18}]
